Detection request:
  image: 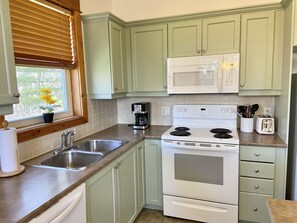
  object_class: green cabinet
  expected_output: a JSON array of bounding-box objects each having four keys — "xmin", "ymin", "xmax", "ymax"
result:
[
  {"xmin": 168, "ymin": 14, "xmax": 240, "ymax": 57},
  {"xmin": 0, "ymin": 0, "xmax": 19, "ymax": 115},
  {"xmin": 86, "ymin": 147, "xmax": 138, "ymax": 223},
  {"xmin": 144, "ymin": 139, "xmax": 163, "ymax": 209},
  {"xmin": 82, "ymin": 14, "xmax": 128, "ymax": 99},
  {"xmin": 239, "ymin": 146, "xmax": 287, "ymax": 223},
  {"xmin": 239, "ymin": 10, "xmax": 284, "ymax": 96},
  {"xmin": 136, "ymin": 141, "xmax": 145, "ymax": 212},
  {"xmin": 130, "ymin": 24, "xmax": 168, "ymax": 93}
]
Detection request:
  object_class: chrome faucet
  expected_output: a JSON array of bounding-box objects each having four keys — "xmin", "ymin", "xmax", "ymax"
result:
[{"xmin": 53, "ymin": 129, "xmax": 76, "ymax": 155}]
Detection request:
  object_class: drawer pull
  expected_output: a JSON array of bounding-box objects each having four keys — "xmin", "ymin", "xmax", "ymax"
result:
[
  {"xmin": 253, "ymin": 208, "xmax": 258, "ymax": 212},
  {"xmin": 255, "ymin": 153, "xmax": 261, "ymax": 156},
  {"xmin": 254, "ymin": 169, "xmax": 259, "ymax": 173},
  {"xmin": 254, "ymin": 185, "xmax": 259, "ymax": 189}
]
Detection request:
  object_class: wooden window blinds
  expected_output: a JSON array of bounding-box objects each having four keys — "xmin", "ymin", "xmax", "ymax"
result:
[{"xmin": 9, "ymin": 0, "xmax": 76, "ymax": 68}]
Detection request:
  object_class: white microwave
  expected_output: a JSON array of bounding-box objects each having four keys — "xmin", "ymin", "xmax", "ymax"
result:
[{"xmin": 167, "ymin": 53, "xmax": 240, "ymax": 94}]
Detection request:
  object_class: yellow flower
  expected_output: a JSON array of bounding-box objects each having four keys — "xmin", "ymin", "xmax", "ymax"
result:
[{"xmin": 40, "ymin": 88, "xmax": 53, "ymax": 94}]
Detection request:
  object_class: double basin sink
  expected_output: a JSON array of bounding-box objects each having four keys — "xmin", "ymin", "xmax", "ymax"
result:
[{"xmin": 39, "ymin": 139, "xmax": 127, "ymax": 171}]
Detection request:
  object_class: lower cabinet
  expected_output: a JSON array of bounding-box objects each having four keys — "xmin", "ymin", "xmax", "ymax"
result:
[
  {"xmin": 144, "ymin": 139, "xmax": 163, "ymax": 209},
  {"xmin": 136, "ymin": 141, "xmax": 145, "ymax": 213},
  {"xmin": 86, "ymin": 145, "xmax": 139, "ymax": 223},
  {"xmin": 239, "ymin": 146, "xmax": 287, "ymax": 223}
]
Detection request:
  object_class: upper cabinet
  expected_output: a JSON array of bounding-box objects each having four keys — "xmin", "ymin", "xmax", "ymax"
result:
[
  {"xmin": 130, "ymin": 24, "xmax": 168, "ymax": 93},
  {"xmin": 0, "ymin": 0, "xmax": 19, "ymax": 115},
  {"xmin": 168, "ymin": 14, "xmax": 240, "ymax": 57},
  {"xmin": 239, "ymin": 10, "xmax": 284, "ymax": 96},
  {"xmin": 82, "ymin": 14, "xmax": 128, "ymax": 99}
]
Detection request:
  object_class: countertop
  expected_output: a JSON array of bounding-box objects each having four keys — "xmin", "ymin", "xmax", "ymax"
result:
[
  {"xmin": 238, "ymin": 130, "xmax": 287, "ymax": 148},
  {"xmin": 0, "ymin": 124, "xmax": 286, "ymax": 222},
  {"xmin": 267, "ymin": 198, "xmax": 297, "ymax": 223}
]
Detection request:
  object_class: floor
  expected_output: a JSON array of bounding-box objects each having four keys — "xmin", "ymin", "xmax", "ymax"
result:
[{"xmin": 134, "ymin": 208, "xmax": 201, "ymax": 223}]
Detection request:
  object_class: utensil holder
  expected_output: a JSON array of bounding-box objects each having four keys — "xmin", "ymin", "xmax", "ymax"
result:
[{"xmin": 240, "ymin": 117, "xmax": 254, "ymax": 133}]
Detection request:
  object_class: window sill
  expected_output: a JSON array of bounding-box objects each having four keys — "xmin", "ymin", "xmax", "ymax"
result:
[{"xmin": 17, "ymin": 115, "xmax": 88, "ymax": 143}]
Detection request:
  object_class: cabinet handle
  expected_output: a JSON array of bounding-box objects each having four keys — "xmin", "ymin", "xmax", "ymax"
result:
[
  {"xmin": 255, "ymin": 153, "xmax": 260, "ymax": 157},
  {"xmin": 14, "ymin": 93, "xmax": 20, "ymax": 98},
  {"xmin": 254, "ymin": 185, "xmax": 259, "ymax": 189},
  {"xmin": 114, "ymin": 87, "xmax": 118, "ymax": 91},
  {"xmin": 197, "ymin": 49, "xmax": 201, "ymax": 54},
  {"xmin": 253, "ymin": 208, "xmax": 258, "ymax": 212},
  {"xmin": 240, "ymin": 83, "xmax": 244, "ymax": 87},
  {"xmin": 202, "ymin": 49, "xmax": 207, "ymax": 53},
  {"xmin": 254, "ymin": 169, "xmax": 259, "ymax": 173},
  {"xmin": 137, "ymin": 146, "xmax": 142, "ymax": 150},
  {"xmin": 163, "ymin": 85, "xmax": 167, "ymax": 90}
]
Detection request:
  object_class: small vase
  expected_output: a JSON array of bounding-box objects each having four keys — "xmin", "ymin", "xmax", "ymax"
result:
[{"xmin": 42, "ymin": 113, "xmax": 54, "ymax": 123}]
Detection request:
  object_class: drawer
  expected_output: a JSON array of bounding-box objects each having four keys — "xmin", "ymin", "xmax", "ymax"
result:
[
  {"xmin": 240, "ymin": 161, "xmax": 275, "ymax": 179},
  {"xmin": 239, "ymin": 192, "xmax": 272, "ymax": 223},
  {"xmin": 240, "ymin": 146, "xmax": 276, "ymax": 163},
  {"xmin": 240, "ymin": 177, "xmax": 274, "ymax": 195}
]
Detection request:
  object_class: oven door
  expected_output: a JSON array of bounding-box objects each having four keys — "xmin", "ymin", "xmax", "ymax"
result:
[{"xmin": 162, "ymin": 143, "xmax": 239, "ymax": 205}]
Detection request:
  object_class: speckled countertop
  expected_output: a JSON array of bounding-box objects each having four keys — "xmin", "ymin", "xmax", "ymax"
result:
[
  {"xmin": 238, "ymin": 130, "xmax": 287, "ymax": 148},
  {"xmin": 0, "ymin": 124, "xmax": 287, "ymax": 223},
  {"xmin": 267, "ymin": 198, "xmax": 297, "ymax": 223}
]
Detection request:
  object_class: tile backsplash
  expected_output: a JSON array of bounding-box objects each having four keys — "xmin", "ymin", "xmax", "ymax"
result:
[
  {"xmin": 17, "ymin": 94, "xmax": 275, "ymax": 162},
  {"xmin": 18, "ymin": 99, "xmax": 118, "ymax": 162},
  {"xmin": 117, "ymin": 94, "xmax": 275, "ymax": 126}
]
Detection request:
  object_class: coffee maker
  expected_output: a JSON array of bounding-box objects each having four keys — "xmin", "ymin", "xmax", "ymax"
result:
[{"xmin": 131, "ymin": 102, "xmax": 150, "ymax": 130}]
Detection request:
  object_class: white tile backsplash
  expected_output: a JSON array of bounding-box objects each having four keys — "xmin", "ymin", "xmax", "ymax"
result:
[
  {"xmin": 17, "ymin": 94, "xmax": 274, "ymax": 162},
  {"xmin": 117, "ymin": 95, "xmax": 275, "ymax": 126}
]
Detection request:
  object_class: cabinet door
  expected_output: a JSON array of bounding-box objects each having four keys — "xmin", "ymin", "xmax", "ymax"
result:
[
  {"xmin": 168, "ymin": 20, "xmax": 202, "ymax": 57},
  {"xmin": 0, "ymin": 0, "xmax": 19, "ymax": 115},
  {"xmin": 116, "ymin": 148, "xmax": 137, "ymax": 223},
  {"xmin": 202, "ymin": 14, "xmax": 240, "ymax": 55},
  {"xmin": 240, "ymin": 11, "xmax": 275, "ymax": 90},
  {"xmin": 131, "ymin": 24, "xmax": 167, "ymax": 92},
  {"xmin": 144, "ymin": 139, "xmax": 163, "ymax": 209},
  {"xmin": 109, "ymin": 21, "xmax": 128, "ymax": 94},
  {"xmin": 136, "ymin": 141, "xmax": 145, "ymax": 212},
  {"xmin": 86, "ymin": 162, "xmax": 115, "ymax": 223}
]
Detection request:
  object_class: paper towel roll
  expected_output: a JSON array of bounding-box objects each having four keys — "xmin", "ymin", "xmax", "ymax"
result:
[{"xmin": 0, "ymin": 127, "xmax": 20, "ymax": 172}]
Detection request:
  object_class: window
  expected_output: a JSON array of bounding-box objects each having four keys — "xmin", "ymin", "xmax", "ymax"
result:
[
  {"xmin": 3, "ymin": 0, "xmax": 88, "ymax": 142},
  {"xmin": 5, "ymin": 66, "xmax": 73, "ymax": 127}
]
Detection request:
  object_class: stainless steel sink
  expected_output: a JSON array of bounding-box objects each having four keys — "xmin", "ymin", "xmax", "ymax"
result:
[
  {"xmin": 74, "ymin": 139, "xmax": 126, "ymax": 154},
  {"xmin": 41, "ymin": 150, "xmax": 103, "ymax": 171}
]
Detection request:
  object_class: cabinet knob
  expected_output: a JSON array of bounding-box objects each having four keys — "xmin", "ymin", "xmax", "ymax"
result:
[
  {"xmin": 253, "ymin": 208, "xmax": 258, "ymax": 212},
  {"xmin": 254, "ymin": 185, "xmax": 259, "ymax": 189},
  {"xmin": 163, "ymin": 85, "xmax": 167, "ymax": 90},
  {"xmin": 197, "ymin": 49, "xmax": 201, "ymax": 54},
  {"xmin": 254, "ymin": 169, "xmax": 259, "ymax": 173},
  {"xmin": 202, "ymin": 49, "xmax": 207, "ymax": 53},
  {"xmin": 114, "ymin": 87, "xmax": 118, "ymax": 91},
  {"xmin": 240, "ymin": 83, "xmax": 244, "ymax": 87},
  {"xmin": 255, "ymin": 153, "xmax": 260, "ymax": 157},
  {"xmin": 14, "ymin": 93, "xmax": 20, "ymax": 98}
]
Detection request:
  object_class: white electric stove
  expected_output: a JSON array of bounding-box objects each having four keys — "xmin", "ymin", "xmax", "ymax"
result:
[{"xmin": 162, "ymin": 104, "xmax": 239, "ymax": 223}]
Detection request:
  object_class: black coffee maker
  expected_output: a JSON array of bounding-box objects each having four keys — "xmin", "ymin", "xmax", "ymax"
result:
[{"xmin": 131, "ymin": 102, "xmax": 150, "ymax": 130}]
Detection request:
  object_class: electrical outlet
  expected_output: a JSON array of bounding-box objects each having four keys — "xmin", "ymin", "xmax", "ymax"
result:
[
  {"xmin": 263, "ymin": 107, "xmax": 272, "ymax": 116},
  {"xmin": 161, "ymin": 107, "xmax": 170, "ymax": 116}
]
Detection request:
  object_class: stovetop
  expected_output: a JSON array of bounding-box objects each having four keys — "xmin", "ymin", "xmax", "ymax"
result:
[{"xmin": 162, "ymin": 126, "xmax": 239, "ymax": 145}]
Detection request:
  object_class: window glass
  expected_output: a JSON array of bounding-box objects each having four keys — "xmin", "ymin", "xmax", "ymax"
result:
[{"xmin": 6, "ymin": 66, "xmax": 69, "ymax": 122}]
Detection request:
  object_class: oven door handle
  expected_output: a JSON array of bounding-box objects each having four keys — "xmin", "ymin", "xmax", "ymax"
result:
[{"xmin": 162, "ymin": 141, "xmax": 239, "ymax": 153}]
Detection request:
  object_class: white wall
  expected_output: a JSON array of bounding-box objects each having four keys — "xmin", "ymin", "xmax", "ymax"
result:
[{"xmin": 80, "ymin": 0, "xmax": 281, "ymax": 21}]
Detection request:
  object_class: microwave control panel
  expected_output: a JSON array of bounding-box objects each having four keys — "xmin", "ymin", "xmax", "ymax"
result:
[{"xmin": 221, "ymin": 53, "xmax": 240, "ymax": 93}]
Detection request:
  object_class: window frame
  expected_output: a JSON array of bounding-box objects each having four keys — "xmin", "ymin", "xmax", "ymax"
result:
[{"xmin": 0, "ymin": 8, "xmax": 88, "ymax": 143}]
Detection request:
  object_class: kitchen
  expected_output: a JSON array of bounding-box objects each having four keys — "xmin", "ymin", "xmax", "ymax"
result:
[{"xmin": 0, "ymin": 0, "xmax": 296, "ymax": 222}]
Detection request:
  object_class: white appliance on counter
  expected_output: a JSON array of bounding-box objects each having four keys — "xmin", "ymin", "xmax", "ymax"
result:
[
  {"xmin": 167, "ymin": 53, "xmax": 240, "ymax": 94},
  {"xmin": 29, "ymin": 184, "xmax": 86, "ymax": 223},
  {"xmin": 162, "ymin": 104, "xmax": 239, "ymax": 223}
]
